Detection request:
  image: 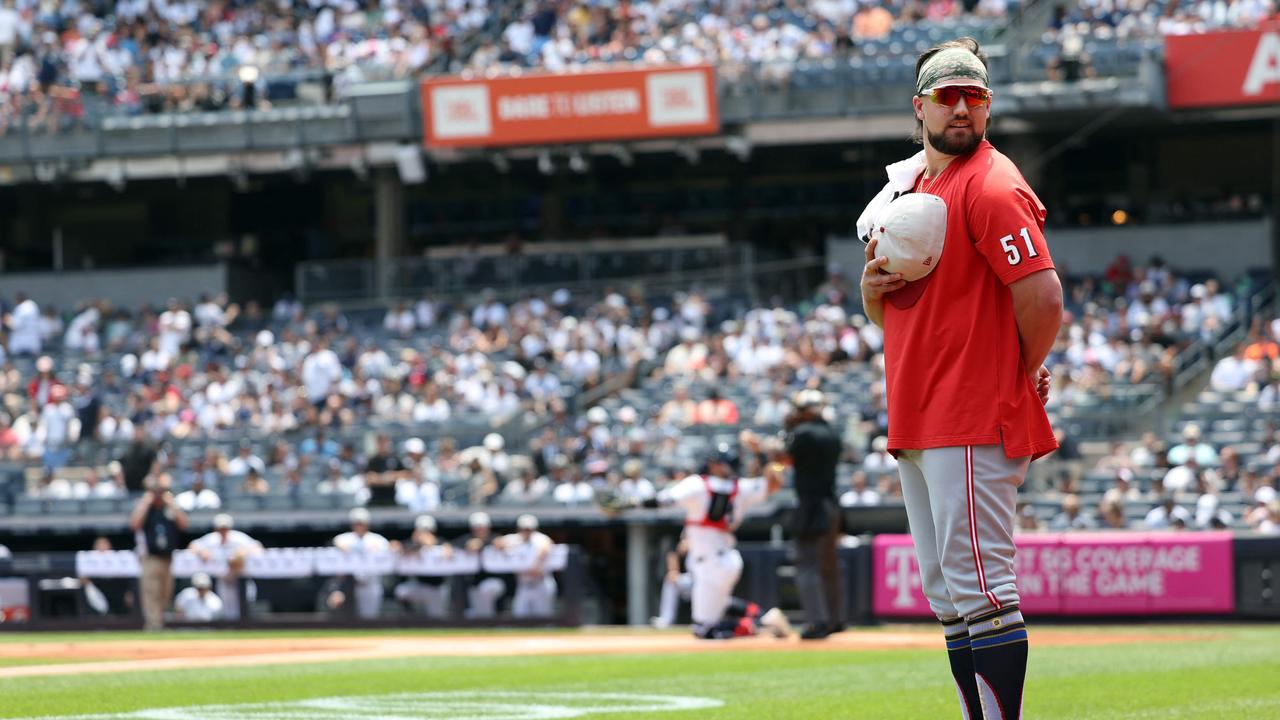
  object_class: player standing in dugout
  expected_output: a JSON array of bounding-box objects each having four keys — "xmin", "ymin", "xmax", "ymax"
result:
[{"xmin": 857, "ymin": 37, "xmax": 1062, "ymax": 720}]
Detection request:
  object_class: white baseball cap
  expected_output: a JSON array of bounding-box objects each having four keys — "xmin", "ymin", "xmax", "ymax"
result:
[
  {"xmin": 872, "ymin": 193, "xmax": 947, "ymax": 309},
  {"xmin": 403, "ymin": 437, "xmax": 426, "ymax": 455},
  {"xmin": 415, "ymin": 515, "xmax": 437, "ymax": 532},
  {"xmin": 469, "ymin": 511, "xmax": 492, "ymax": 528},
  {"xmin": 213, "ymin": 513, "xmax": 234, "ymax": 530},
  {"xmin": 349, "ymin": 507, "xmax": 372, "ymax": 525},
  {"xmin": 516, "ymin": 514, "xmax": 539, "ymax": 531},
  {"xmin": 192, "ymin": 573, "xmax": 213, "ymax": 589}
]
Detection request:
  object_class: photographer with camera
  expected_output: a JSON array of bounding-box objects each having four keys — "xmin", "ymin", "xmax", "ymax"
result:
[{"xmin": 128, "ymin": 473, "xmax": 189, "ymax": 630}]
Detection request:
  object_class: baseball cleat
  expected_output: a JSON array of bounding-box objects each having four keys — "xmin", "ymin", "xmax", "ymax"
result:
[{"xmin": 760, "ymin": 607, "xmax": 793, "ymax": 639}]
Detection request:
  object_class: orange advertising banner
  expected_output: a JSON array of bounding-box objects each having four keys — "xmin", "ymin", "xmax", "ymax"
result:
[
  {"xmin": 1165, "ymin": 25, "xmax": 1280, "ymax": 109},
  {"xmin": 421, "ymin": 65, "xmax": 719, "ymax": 148}
]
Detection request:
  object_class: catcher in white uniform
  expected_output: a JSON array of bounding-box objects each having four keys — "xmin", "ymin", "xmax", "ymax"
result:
[{"xmin": 635, "ymin": 444, "xmax": 792, "ymax": 639}]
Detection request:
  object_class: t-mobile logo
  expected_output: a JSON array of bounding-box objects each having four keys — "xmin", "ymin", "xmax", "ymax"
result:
[{"xmin": 885, "ymin": 546, "xmax": 922, "ymax": 608}]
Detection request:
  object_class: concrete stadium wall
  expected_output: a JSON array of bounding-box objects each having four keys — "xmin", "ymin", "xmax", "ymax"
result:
[
  {"xmin": 1, "ymin": 264, "xmax": 228, "ymax": 309},
  {"xmin": 829, "ymin": 218, "xmax": 1273, "ymax": 280}
]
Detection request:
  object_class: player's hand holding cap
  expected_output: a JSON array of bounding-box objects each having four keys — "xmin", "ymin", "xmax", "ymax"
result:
[{"xmin": 871, "ymin": 193, "xmax": 948, "ymax": 309}]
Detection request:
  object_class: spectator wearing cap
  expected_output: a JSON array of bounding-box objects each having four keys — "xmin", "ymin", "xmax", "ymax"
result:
[
  {"xmin": 459, "ymin": 511, "xmax": 506, "ymax": 619},
  {"xmin": 783, "ymin": 389, "xmax": 845, "ymax": 640},
  {"xmin": 1194, "ymin": 492, "xmax": 1233, "ymax": 530},
  {"xmin": 173, "ymin": 573, "xmax": 223, "ymax": 623},
  {"xmin": 188, "ymin": 513, "xmax": 263, "ymax": 621},
  {"xmin": 394, "ymin": 515, "xmax": 453, "ymax": 619},
  {"xmin": 1167, "ymin": 425, "xmax": 1218, "ymax": 467},
  {"xmin": 495, "ymin": 514, "xmax": 556, "ymax": 618},
  {"xmin": 395, "ymin": 438, "xmax": 440, "ymax": 513},
  {"xmin": 471, "ymin": 433, "xmax": 512, "ymax": 478},
  {"xmin": 333, "ymin": 508, "xmax": 391, "ymax": 620}
]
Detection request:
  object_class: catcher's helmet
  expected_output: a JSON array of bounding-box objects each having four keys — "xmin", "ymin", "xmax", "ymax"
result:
[{"xmin": 708, "ymin": 443, "xmax": 740, "ymax": 475}]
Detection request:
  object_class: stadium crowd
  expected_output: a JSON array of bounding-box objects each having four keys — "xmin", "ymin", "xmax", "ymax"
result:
[
  {"xmin": 0, "ymin": 0, "xmax": 1268, "ymax": 133},
  {"xmin": 1, "ymin": 252, "xmax": 1269, "ymax": 534}
]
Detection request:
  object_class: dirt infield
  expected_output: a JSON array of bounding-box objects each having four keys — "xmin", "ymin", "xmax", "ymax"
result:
[{"xmin": 0, "ymin": 627, "xmax": 1189, "ymax": 680}]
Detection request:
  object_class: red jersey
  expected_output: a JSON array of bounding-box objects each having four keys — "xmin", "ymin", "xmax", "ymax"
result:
[{"xmin": 881, "ymin": 140, "xmax": 1058, "ymax": 460}]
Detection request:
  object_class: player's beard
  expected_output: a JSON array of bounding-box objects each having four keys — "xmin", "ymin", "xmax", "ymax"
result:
[{"xmin": 928, "ymin": 123, "xmax": 982, "ymax": 156}]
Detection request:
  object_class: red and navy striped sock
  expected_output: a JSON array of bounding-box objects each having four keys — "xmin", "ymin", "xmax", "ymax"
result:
[
  {"xmin": 967, "ymin": 606, "xmax": 1028, "ymax": 720},
  {"xmin": 942, "ymin": 617, "xmax": 981, "ymax": 719}
]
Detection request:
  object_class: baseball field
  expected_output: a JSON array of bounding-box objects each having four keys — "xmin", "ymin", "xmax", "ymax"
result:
[{"xmin": 0, "ymin": 624, "xmax": 1275, "ymax": 719}]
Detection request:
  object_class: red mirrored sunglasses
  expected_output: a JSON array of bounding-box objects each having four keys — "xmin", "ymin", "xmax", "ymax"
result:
[{"xmin": 921, "ymin": 86, "xmax": 992, "ymax": 107}]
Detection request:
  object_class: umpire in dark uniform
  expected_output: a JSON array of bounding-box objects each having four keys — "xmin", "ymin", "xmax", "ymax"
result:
[{"xmin": 785, "ymin": 390, "xmax": 845, "ymax": 640}]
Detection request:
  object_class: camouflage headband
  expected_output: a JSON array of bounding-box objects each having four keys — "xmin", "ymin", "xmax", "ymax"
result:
[{"xmin": 916, "ymin": 47, "xmax": 989, "ymax": 95}]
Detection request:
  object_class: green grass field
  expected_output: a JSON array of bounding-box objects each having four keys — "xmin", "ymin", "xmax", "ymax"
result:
[{"xmin": 0, "ymin": 625, "xmax": 1276, "ymax": 719}]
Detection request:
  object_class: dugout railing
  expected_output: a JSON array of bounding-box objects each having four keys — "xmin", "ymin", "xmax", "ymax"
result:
[{"xmin": 0, "ymin": 544, "xmax": 588, "ymax": 632}]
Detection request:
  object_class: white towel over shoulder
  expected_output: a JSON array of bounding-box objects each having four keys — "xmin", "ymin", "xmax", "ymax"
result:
[{"xmin": 855, "ymin": 151, "xmax": 928, "ymax": 243}]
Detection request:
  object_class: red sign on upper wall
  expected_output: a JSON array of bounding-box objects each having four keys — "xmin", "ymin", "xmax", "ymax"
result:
[
  {"xmin": 1165, "ymin": 25, "xmax": 1280, "ymax": 109},
  {"xmin": 421, "ymin": 65, "xmax": 720, "ymax": 148}
]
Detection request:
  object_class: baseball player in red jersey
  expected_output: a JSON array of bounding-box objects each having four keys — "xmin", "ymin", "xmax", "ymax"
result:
[{"xmin": 857, "ymin": 37, "xmax": 1062, "ymax": 720}]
